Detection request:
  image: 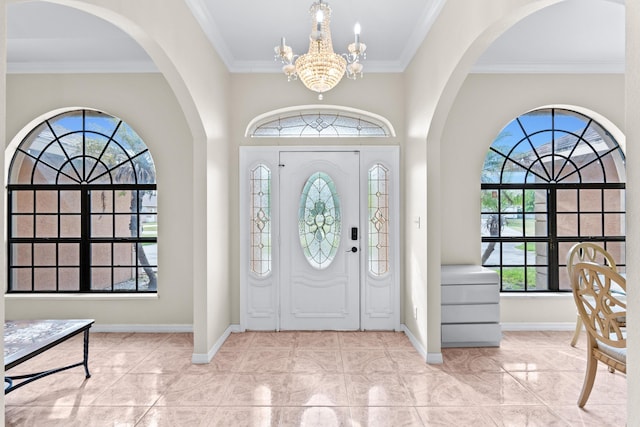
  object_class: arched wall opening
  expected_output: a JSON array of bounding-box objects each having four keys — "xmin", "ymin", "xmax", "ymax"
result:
[{"xmin": 3, "ymin": 0, "xmax": 231, "ymax": 362}]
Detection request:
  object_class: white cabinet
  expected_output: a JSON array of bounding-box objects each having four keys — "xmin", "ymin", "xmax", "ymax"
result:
[{"xmin": 441, "ymin": 265, "xmax": 501, "ymax": 347}]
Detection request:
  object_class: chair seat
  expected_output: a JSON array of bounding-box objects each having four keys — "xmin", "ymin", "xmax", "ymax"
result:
[{"xmin": 597, "ymin": 334, "xmax": 627, "ymax": 363}]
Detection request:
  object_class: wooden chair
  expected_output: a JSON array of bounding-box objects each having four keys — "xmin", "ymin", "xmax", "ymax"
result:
[
  {"xmin": 571, "ymin": 261, "xmax": 626, "ymax": 407},
  {"xmin": 566, "ymin": 242, "xmax": 619, "ymax": 347}
]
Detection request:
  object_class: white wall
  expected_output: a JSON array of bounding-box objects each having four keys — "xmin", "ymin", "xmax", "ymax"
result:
[
  {"xmin": 4, "ymin": 73, "xmax": 194, "ymax": 326},
  {"xmin": 403, "ymin": 0, "xmax": 567, "ymax": 359},
  {"xmin": 441, "ymin": 73, "xmax": 625, "ymax": 325}
]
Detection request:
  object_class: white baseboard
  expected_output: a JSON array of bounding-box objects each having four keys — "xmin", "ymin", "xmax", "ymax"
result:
[
  {"xmin": 400, "ymin": 324, "xmax": 443, "ymax": 364},
  {"xmin": 91, "ymin": 324, "xmax": 193, "ymax": 333},
  {"xmin": 501, "ymin": 322, "xmax": 575, "ymax": 331},
  {"xmin": 191, "ymin": 324, "xmax": 241, "ymax": 364}
]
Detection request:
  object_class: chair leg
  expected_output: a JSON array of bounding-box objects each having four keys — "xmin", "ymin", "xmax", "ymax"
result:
[
  {"xmin": 570, "ymin": 313, "xmax": 582, "ymax": 347},
  {"xmin": 578, "ymin": 351, "xmax": 598, "ymax": 407}
]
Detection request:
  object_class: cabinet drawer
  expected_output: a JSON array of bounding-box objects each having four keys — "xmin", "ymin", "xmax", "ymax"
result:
[
  {"xmin": 441, "ymin": 284, "xmax": 499, "ymax": 304},
  {"xmin": 442, "ymin": 323, "xmax": 502, "ymax": 347},
  {"xmin": 441, "ymin": 304, "xmax": 499, "ymax": 324}
]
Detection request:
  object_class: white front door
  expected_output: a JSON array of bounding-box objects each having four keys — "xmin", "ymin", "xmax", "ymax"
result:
[{"xmin": 279, "ymin": 151, "xmax": 360, "ymax": 330}]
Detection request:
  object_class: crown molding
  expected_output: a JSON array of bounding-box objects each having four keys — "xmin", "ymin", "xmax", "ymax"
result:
[
  {"xmin": 471, "ymin": 60, "xmax": 624, "ymax": 74},
  {"xmin": 7, "ymin": 60, "xmax": 159, "ymax": 74}
]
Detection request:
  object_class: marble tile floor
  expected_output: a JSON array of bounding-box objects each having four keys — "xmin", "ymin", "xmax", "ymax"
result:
[{"xmin": 4, "ymin": 330, "xmax": 626, "ymax": 426}]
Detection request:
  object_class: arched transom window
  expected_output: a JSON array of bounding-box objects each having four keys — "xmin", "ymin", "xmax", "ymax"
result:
[
  {"xmin": 481, "ymin": 107, "xmax": 625, "ymax": 292},
  {"xmin": 246, "ymin": 106, "xmax": 395, "ymax": 138},
  {"xmin": 8, "ymin": 109, "xmax": 158, "ymax": 293}
]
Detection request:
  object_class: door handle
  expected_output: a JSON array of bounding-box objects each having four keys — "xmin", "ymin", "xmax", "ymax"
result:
[{"xmin": 346, "ymin": 246, "xmax": 358, "ymax": 253}]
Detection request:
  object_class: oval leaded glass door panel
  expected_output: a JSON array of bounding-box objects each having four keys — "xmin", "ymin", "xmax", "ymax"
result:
[{"xmin": 298, "ymin": 172, "xmax": 341, "ymax": 269}]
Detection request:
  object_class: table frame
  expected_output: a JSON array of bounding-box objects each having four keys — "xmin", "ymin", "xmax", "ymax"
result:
[{"xmin": 4, "ymin": 319, "xmax": 94, "ymax": 394}]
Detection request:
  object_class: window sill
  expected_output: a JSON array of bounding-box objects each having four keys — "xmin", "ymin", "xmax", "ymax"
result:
[
  {"xmin": 500, "ymin": 292, "xmax": 573, "ymax": 299},
  {"xmin": 5, "ymin": 293, "xmax": 159, "ymax": 301}
]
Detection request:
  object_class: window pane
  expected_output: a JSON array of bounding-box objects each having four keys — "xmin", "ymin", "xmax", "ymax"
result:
[
  {"xmin": 35, "ymin": 215, "xmax": 58, "ymax": 238},
  {"xmin": 113, "ymin": 267, "xmax": 135, "ymax": 290},
  {"xmin": 606, "ymin": 241, "xmax": 626, "ymax": 265},
  {"xmin": 524, "ymin": 242, "xmax": 545, "ymax": 264},
  {"xmin": 12, "ymin": 190, "xmax": 34, "ymax": 213},
  {"xmin": 114, "ymin": 243, "xmax": 134, "ymax": 266},
  {"xmin": 604, "ymin": 213, "xmax": 625, "ymax": 236},
  {"xmin": 525, "ymin": 213, "xmax": 547, "ymax": 237},
  {"xmin": 559, "ymin": 265, "xmax": 570, "ymax": 291},
  {"xmin": 501, "ymin": 266, "xmax": 526, "ymax": 291},
  {"xmin": 92, "ymin": 190, "xmax": 113, "ymax": 213},
  {"xmin": 130, "ymin": 151, "xmax": 156, "ymax": 184},
  {"xmin": 11, "ymin": 268, "xmax": 32, "ymax": 291},
  {"xmin": 59, "ymin": 243, "xmax": 79, "ymax": 266},
  {"xmin": 530, "ymin": 267, "xmax": 548, "ymax": 291},
  {"xmin": 580, "ymin": 213, "xmax": 603, "ymax": 236},
  {"xmin": 92, "ymin": 243, "xmax": 112, "ymax": 266},
  {"xmin": 557, "ymin": 189, "xmax": 576, "ymax": 212},
  {"xmin": 12, "ymin": 215, "xmax": 34, "ymax": 238},
  {"xmin": 11, "ymin": 243, "xmax": 32, "ymax": 266},
  {"xmin": 138, "ymin": 243, "xmax": 157, "ymax": 271},
  {"xmin": 137, "ymin": 267, "xmax": 157, "ymax": 291},
  {"xmin": 368, "ymin": 164, "xmax": 389, "ymax": 276},
  {"xmin": 115, "ymin": 191, "xmax": 136, "ymax": 213},
  {"xmin": 34, "ymin": 268, "xmax": 56, "ymax": 291},
  {"xmin": 91, "ymin": 267, "xmax": 112, "ymax": 291},
  {"xmin": 141, "ymin": 215, "xmax": 157, "ymax": 238},
  {"xmin": 481, "ymin": 190, "xmax": 499, "ymax": 212},
  {"xmin": 250, "ymin": 165, "xmax": 271, "ymax": 276},
  {"xmin": 35, "ymin": 191, "xmax": 58, "ymax": 213},
  {"xmin": 481, "ymin": 242, "xmax": 500, "ymax": 266},
  {"xmin": 115, "ymin": 214, "xmax": 134, "ymax": 238},
  {"xmin": 60, "ymin": 215, "xmax": 81, "ymax": 238},
  {"xmin": 9, "ymin": 150, "xmax": 36, "ymax": 184},
  {"xmin": 299, "ymin": 172, "xmax": 341, "ymax": 269},
  {"xmin": 501, "ymin": 216, "xmax": 521, "ymax": 237},
  {"xmin": 580, "ymin": 189, "xmax": 602, "ymax": 211},
  {"xmin": 250, "ymin": 110, "xmax": 390, "ymax": 138},
  {"xmin": 559, "ymin": 241, "xmax": 579, "ymax": 267},
  {"xmin": 92, "ymin": 214, "xmax": 113, "ymax": 238},
  {"xmin": 502, "ymin": 242, "xmax": 525, "ymax": 266},
  {"xmin": 60, "ymin": 190, "xmax": 80, "ymax": 213},
  {"xmin": 557, "ymin": 214, "xmax": 577, "ymax": 236},
  {"xmin": 482, "ymin": 214, "xmax": 502, "ymax": 237},
  {"xmin": 33, "ymin": 243, "xmax": 56, "ymax": 266},
  {"xmin": 604, "ymin": 189, "xmax": 625, "ymax": 210},
  {"xmin": 59, "ymin": 268, "xmax": 79, "ymax": 291}
]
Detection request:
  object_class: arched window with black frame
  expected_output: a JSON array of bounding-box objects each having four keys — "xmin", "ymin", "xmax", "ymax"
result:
[
  {"xmin": 481, "ymin": 108, "xmax": 625, "ymax": 292},
  {"xmin": 7, "ymin": 109, "xmax": 157, "ymax": 293}
]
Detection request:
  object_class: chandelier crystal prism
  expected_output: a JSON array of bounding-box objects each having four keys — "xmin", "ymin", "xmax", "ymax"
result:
[{"xmin": 274, "ymin": 0, "xmax": 366, "ymax": 100}]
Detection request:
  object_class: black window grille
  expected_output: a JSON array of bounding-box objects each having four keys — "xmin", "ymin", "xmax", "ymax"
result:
[
  {"xmin": 7, "ymin": 109, "xmax": 157, "ymax": 293},
  {"xmin": 481, "ymin": 108, "xmax": 625, "ymax": 292}
]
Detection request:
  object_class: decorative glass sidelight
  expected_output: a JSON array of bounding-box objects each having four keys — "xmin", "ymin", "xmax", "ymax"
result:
[
  {"xmin": 250, "ymin": 164, "xmax": 271, "ymax": 275},
  {"xmin": 368, "ymin": 163, "xmax": 389, "ymax": 275},
  {"xmin": 299, "ymin": 172, "xmax": 341, "ymax": 269}
]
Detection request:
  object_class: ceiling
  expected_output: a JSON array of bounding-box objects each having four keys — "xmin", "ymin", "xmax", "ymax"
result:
[{"xmin": 6, "ymin": 0, "xmax": 624, "ymax": 74}]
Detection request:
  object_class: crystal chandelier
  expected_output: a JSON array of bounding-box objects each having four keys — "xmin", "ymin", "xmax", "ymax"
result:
[{"xmin": 274, "ymin": 0, "xmax": 366, "ymax": 100}]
